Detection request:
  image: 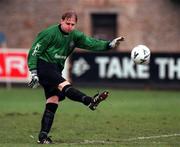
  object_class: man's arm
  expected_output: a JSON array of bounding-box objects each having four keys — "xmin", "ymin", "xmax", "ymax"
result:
[
  {"xmin": 28, "ymin": 32, "xmax": 50, "ymax": 70},
  {"xmin": 28, "ymin": 32, "xmax": 50, "ymax": 88},
  {"xmin": 74, "ymin": 30, "xmax": 124, "ymax": 51}
]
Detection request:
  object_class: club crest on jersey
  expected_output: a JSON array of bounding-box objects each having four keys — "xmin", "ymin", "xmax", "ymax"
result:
[{"xmin": 69, "ymin": 41, "xmax": 75, "ymax": 50}]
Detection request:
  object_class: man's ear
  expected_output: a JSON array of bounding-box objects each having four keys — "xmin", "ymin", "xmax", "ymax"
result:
[{"xmin": 60, "ymin": 19, "xmax": 63, "ymax": 24}]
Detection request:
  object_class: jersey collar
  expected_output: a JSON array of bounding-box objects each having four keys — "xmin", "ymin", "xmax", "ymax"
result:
[{"xmin": 58, "ymin": 25, "xmax": 69, "ymax": 36}]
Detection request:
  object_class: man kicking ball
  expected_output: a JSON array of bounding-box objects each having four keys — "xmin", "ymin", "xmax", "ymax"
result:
[{"xmin": 28, "ymin": 10, "xmax": 124, "ymax": 144}]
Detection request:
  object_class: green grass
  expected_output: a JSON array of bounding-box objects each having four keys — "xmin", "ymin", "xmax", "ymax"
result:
[{"xmin": 0, "ymin": 87, "xmax": 180, "ymax": 146}]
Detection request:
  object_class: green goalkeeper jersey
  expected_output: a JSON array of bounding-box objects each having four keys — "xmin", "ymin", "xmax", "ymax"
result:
[{"xmin": 28, "ymin": 24, "xmax": 110, "ymax": 71}]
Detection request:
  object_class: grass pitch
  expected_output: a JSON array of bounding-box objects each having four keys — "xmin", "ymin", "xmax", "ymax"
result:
[{"xmin": 0, "ymin": 87, "xmax": 180, "ymax": 146}]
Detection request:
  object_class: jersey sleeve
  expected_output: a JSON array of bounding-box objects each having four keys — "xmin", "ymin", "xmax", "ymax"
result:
[
  {"xmin": 74, "ymin": 30, "xmax": 110, "ymax": 51},
  {"xmin": 28, "ymin": 31, "xmax": 51, "ymax": 71}
]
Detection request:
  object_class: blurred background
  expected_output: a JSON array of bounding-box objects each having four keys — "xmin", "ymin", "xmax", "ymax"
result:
[
  {"xmin": 0, "ymin": 0, "xmax": 180, "ymax": 88},
  {"xmin": 0, "ymin": 0, "xmax": 180, "ymax": 51}
]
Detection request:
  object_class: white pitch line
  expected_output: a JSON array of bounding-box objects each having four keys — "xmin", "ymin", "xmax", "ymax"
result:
[
  {"xmin": 124, "ymin": 133, "xmax": 180, "ymax": 141},
  {"xmin": 74, "ymin": 133, "xmax": 180, "ymax": 144}
]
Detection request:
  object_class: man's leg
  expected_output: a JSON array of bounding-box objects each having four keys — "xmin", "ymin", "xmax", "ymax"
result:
[
  {"xmin": 58, "ymin": 81, "xmax": 92, "ymax": 106},
  {"xmin": 38, "ymin": 96, "xmax": 59, "ymax": 144},
  {"xmin": 58, "ymin": 81, "xmax": 109, "ymax": 110}
]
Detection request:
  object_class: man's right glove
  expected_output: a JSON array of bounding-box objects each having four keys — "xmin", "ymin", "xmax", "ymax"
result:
[
  {"xmin": 109, "ymin": 36, "xmax": 125, "ymax": 49},
  {"xmin": 28, "ymin": 70, "xmax": 39, "ymax": 88}
]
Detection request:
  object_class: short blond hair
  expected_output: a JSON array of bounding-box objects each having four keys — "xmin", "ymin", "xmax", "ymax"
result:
[{"xmin": 61, "ymin": 11, "xmax": 78, "ymax": 22}]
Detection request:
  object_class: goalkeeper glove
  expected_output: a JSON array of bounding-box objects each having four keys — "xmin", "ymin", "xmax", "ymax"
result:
[
  {"xmin": 109, "ymin": 36, "xmax": 125, "ymax": 49},
  {"xmin": 28, "ymin": 70, "xmax": 39, "ymax": 88}
]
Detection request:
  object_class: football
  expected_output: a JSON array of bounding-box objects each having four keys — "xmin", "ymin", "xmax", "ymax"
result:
[{"xmin": 131, "ymin": 45, "xmax": 151, "ymax": 64}]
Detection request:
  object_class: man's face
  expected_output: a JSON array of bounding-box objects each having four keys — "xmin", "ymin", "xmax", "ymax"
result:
[{"xmin": 60, "ymin": 17, "xmax": 76, "ymax": 33}]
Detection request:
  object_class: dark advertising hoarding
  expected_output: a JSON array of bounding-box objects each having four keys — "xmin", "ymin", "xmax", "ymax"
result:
[{"xmin": 70, "ymin": 52, "xmax": 180, "ymax": 89}]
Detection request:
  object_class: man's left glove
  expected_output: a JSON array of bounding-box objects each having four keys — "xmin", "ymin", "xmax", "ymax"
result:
[
  {"xmin": 109, "ymin": 36, "xmax": 125, "ymax": 49},
  {"xmin": 28, "ymin": 70, "xmax": 39, "ymax": 88}
]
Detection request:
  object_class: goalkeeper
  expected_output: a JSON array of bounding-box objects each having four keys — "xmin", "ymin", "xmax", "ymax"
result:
[{"xmin": 28, "ymin": 10, "xmax": 124, "ymax": 144}]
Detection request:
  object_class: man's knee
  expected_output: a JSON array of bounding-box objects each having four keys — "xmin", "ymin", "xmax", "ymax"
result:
[
  {"xmin": 46, "ymin": 96, "xmax": 59, "ymax": 104},
  {"xmin": 58, "ymin": 81, "xmax": 71, "ymax": 91}
]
